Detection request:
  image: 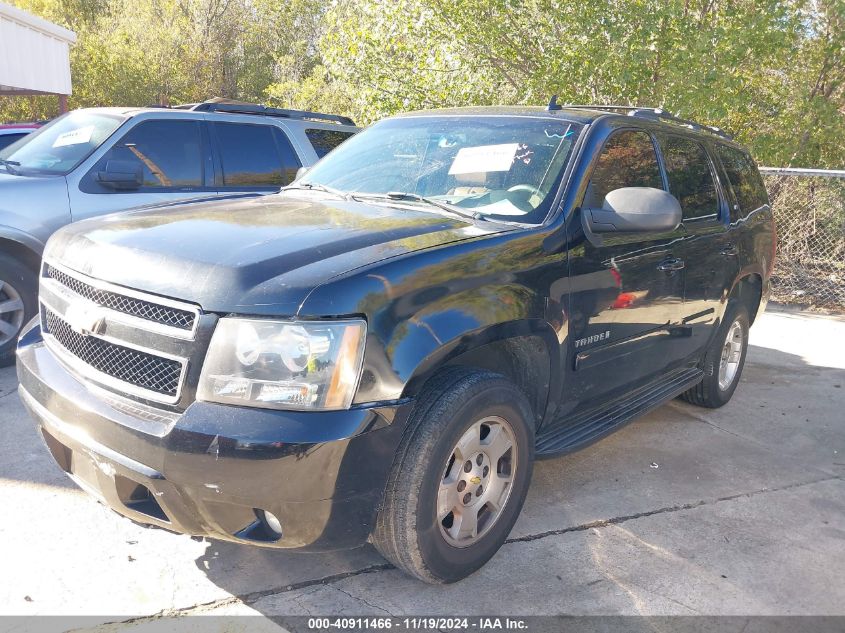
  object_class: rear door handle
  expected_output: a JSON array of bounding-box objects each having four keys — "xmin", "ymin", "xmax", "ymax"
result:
[
  {"xmin": 657, "ymin": 257, "xmax": 685, "ymax": 272},
  {"xmin": 720, "ymin": 244, "xmax": 739, "ymax": 257}
]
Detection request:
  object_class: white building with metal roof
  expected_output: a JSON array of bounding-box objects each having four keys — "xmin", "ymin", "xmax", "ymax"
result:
[{"xmin": 0, "ymin": 1, "xmax": 76, "ymax": 111}]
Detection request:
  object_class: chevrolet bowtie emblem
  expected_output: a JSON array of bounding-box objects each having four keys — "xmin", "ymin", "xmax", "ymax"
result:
[
  {"xmin": 470, "ymin": 476, "xmax": 481, "ymax": 485},
  {"xmin": 64, "ymin": 303, "xmax": 107, "ymax": 337}
]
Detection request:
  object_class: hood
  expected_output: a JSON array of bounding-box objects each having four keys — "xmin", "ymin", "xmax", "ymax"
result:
[{"xmin": 45, "ymin": 192, "xmax": 510, "ymax": 315}]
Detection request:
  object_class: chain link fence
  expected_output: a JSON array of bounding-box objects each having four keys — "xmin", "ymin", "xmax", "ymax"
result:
[{"xmin": 761, "ymin": 167, "xmax": 845, "ymax": 310}]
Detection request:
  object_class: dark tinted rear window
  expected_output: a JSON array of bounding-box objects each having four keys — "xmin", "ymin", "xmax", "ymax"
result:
[
  {"xmin": 716, "ymin": 145, "xmax": 768, "ymax": 215},
  {"xmin": 659, "ymin": 135, "xmax": 719, "ymax": 219},
  {"xmin": 214, "ymin": 123, "xmax": 301, "ymax": 188},
  {"xmin": 305, "ymin": 128, "xmax": 355, "ymax": 158},
  {"xmin": 585, "ymin": 129, "xmax": 662, "ymax": 207}
]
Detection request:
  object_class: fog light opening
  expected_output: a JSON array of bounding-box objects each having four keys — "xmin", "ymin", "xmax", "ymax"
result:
[{"xmin": 258, "ymin": 509, "xmax": 283, "ymax": 539}]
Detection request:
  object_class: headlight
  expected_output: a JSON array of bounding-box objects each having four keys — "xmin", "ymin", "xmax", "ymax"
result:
[{"xmin": 197, "ymin": 318, "xmax": 366, "ymax": 411}]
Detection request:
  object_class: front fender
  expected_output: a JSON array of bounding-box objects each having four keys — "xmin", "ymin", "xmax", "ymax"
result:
[
  {"xmin": 0, "ymin": 174, "xmax": 70, "ymax": 247},
  {"xmin": 0, "ymin": 224, "xmax": 45, "ymax": 256},
  {"xmin": 298, "ymin": 231, "xmax": 565, "ymax": 408}
]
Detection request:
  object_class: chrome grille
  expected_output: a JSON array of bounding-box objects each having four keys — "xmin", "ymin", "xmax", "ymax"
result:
[
  {"xmin": 44, "ymin": 307, "xmax": 183, "ymax": 398},
  {"xmin": 39, "ymin": 262, "xmax": 200, "ymax": 404},
  {"xmin": 45, "ymin": 264, "xmax": 196, "ymax": 331}
]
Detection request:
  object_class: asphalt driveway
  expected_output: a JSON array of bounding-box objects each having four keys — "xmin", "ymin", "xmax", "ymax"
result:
[{"xmin": 1, "ymin": 308, "xmax": 843, "ymax": 628}]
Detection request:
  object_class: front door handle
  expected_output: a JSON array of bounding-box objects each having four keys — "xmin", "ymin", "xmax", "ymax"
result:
[
  {"xmin": 720, "ymin": 243, "xmax": 739, "ymax": 257},
  {"xmin": 657, "ymin": 257, "xmax": 685, "ymax": 272}
]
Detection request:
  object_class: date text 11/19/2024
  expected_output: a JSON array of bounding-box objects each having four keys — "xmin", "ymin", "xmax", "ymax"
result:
[{"xmin": 305, "ymin": 617, "xmax": 529, "ymax": 630}]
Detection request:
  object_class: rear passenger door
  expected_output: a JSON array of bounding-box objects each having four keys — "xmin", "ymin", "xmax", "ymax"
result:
[
  {"xmin": 210, "ymin": 122, "xmax": 302, "ymax": 194},
  {"xmin": 656, "ymin": 134, "xmax": 737, "ymax": 357}
]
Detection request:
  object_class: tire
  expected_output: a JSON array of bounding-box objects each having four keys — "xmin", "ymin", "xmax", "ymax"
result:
[
  {"xmin": 681, "ymin": 301, "xmax": 749, "ymax": 408},
  {"xmin": 0, "ymin": 254, "xmax": 38, "ymax": 367},
  {"xmin": 373, "ymin": 366, "xmax": 534, "ymax": 583}
]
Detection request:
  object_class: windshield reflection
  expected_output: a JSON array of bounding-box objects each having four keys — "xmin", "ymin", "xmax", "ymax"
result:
[
  {"xmin": 299, "ymin": 116, "xmax": 582, "ymax": 224},
  {"xmin": 0, "ymin": 111, "xmax": 125, "ymax": 176}
]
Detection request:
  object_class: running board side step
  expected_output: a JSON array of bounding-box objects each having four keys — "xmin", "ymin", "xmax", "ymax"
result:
[{"xmin": 535, "ymin": 367, "xmax": 704, "ymax": 457}]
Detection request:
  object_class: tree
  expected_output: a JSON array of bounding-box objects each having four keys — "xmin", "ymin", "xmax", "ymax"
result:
[
  {"xmin": 321, "ymin": 0, "xmax": 845, "ymax": 168},
  {"xmin": 2, "ymin": 0, "xmax": 842, "ymax": 168},
  {"xmin": 0, "ymin": 0, "xmax": 328, "ymax": 119}
]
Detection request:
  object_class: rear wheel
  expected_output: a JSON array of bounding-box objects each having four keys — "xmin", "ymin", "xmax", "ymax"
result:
[
  {"xmin": 373, "ymin": 367, "xmax": 534, "ymax": 583},
  {"xmin": 0, "ymin": 254, "xmax": 37, "ymax": 367},
  {"xmin": 681, "ymin": 301, "xmax": 749, "ymax": 408}
]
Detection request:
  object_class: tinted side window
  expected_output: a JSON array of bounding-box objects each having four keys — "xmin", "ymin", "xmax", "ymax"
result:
[
  {"xmin": 0, "ymin": 133, "xmax": 29, "ymax": 151},
  {"xmin": 659, "ymin": 135, "xmax": 719, "ymax": 219},
  {"xmin": 272, "ymin": 128, "xmax": 304, "ymax": 183},
  {"xmin": 99, "ymin": 120, "xmax": 203, "ymax": 189},
  {"xmin": 215, "ymin": 123, "xmax": 300, "ymax": 188},
  {"xmin": 716, "ymin": 145, "xmax": 768, "ymax": 215},
  {"xmin": 306, "ymin": 128, "xmax": 355, "ymax": 158},
  {"xmin": 586, "ymin": 130, "xmax": 662, "ymax": 207}
]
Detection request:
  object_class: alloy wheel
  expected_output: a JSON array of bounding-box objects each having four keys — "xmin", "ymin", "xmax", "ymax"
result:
[
  {"xmin": 718, "ymin": 319, "xmax": 744, "ymax": 391},
  {"xmin": 0, "ymin": 279, "xmax": 26, "ymax": 347},
  {"xmin": 437, "ymin": 416, "xmax": 517, "ymax": 548}
]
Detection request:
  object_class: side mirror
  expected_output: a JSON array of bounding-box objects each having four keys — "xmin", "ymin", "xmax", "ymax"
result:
[
  {"xmin": 584, "ymin": 187, "xmax": 682, "ymax": 233},
  {"xmin": 295, "ymin": 166, "xmax": 309, "ymax": 181},
  {"xmin": 96, "ymin": 160, "xmax": 143, "ymax": 190}
]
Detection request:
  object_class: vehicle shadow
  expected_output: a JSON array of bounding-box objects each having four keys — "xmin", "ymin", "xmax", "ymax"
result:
[
  {"xmin": 195, "ymin": 343, "xmax": 845, "ymax": 617},
  {"xmin": 0, "ymin": 367, "xmax": 76, "ymax": 490}
]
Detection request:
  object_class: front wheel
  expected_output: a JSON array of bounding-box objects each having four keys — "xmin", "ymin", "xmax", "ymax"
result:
[
  {"xmin": 0, "ymin": 254, "xmax": 37, "ymax": 367},
  {"xmin": 681, "ymin": 301, "xmax": 750, "ymax": 408},
  {"xmin": 373, "ymin": 367, "xmax": 534, "ymax": 583}
]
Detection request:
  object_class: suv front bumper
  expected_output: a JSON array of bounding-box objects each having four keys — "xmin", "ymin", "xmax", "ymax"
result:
[{"xmin": 16, "ymin": 321, "xmax": 411, "ymax": 551}]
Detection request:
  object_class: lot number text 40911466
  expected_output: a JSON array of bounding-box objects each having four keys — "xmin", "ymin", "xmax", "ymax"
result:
[{"xmin": 307, "ymin": 617, "xmax": 529, "ymax": 630}]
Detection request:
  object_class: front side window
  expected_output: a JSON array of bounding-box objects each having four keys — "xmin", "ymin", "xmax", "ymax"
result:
[
  {"xmin": 214, "ymin": 123, "xmax": 300, "ymax": 187},
  {"xmin": 659, "ymin": 135, "xmax": 719, "ymax": 219},
  {"xmin": 585, "ymin": 130, "xmax": 662, "ymax": 208},
  {"xmin": 0, "ymin": 112, "xmax": 125, "ymax": 176},
  {"xmin": 716, "ymin": 145, "xmax": 769, "ymax": 216},
  {"xmin": 98, "ymin": 119, "xmax": 203, "ymax": 189},
  {"xmin": 306, "ymin": 128, "xmax": 355, "ymax": 158},
  {"xmin": 299, "ymin": 116, "xmax": 583, "ymax": 223}
]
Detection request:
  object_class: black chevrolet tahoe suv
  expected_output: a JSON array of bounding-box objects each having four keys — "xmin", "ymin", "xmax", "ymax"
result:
[{"xmin": 17, "ymin": 104, "xmax": 775, "ymax": 583}]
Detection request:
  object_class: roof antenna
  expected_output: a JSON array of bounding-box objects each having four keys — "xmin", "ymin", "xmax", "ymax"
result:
[{"xmin": 546, "ymin": 95, "xmax": 562, "ymax": 111}]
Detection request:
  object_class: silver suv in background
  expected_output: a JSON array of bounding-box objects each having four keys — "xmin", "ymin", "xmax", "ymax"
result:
[{"xmin": 0, "ymin": 99, "xmax": 357, "ymax": 364}]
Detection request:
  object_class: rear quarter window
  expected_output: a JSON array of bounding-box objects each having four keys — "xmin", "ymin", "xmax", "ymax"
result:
[
  {"xmin": 716, "ymin": 145, "xmax": 769, "ymax": 216},
  {"xmin": 305, "ymin": 128, "xmax": 355, "ymax": 158}
]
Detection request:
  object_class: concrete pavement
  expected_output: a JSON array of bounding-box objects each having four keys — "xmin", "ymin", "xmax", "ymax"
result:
[{"xmin": 1, "ymin": 308, "xmax": 843, "ymax": 628}]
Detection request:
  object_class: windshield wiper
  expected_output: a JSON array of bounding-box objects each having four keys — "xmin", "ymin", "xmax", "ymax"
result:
[
  {"xmin": 354, "ymin": 191, "xmax": 482, "ymax": 221},
  {"xmin": 281, "ymin": 181, "xmax": 349, "ymax": 199},
  {"xmin": 0, "ymin": 159, "xmax": 21, "ymax": 175}
]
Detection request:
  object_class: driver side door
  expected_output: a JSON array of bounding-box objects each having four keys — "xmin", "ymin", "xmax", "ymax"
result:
[{"xmin": 563, "ymin": 128, "xmax": 687, "ymax": 414}]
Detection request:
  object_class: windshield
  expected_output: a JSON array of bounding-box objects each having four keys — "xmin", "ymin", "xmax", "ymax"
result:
[
  {"xmin": 299, "ymin": 116, "xmax": 582, "ymax": 223},
  {"xmin": 0, "ymin": 111, "xmax": 125, "ymax": 176}
]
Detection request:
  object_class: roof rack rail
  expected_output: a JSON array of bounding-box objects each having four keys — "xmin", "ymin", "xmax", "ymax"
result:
[
  {"xmin": 561, "ymin": 104, "xmax": 647, "ymax": 113},
  {"xmin": 561, "ymin": 104, "xmax": 733, "ymax": 140},
  {"xmin": 188, "ymin": 98, "xmax": 355, "ymax": 126},
  {"xmin": 627, "ymin": 108, "xmax": 733, "ymax": 140}
]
